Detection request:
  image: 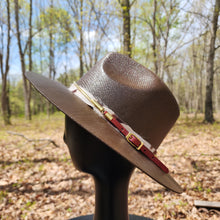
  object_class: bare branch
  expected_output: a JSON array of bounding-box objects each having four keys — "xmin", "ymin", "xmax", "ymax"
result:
[
  {"xmin": 214, "ymin": 66, "xmax": 220, "ymax": 73},
  {"xmin": 7, "ymin": 131, "xmax": 60, "ymax": 148},
  {"xmin": 215, "ymin": 44, "xmax": 220, "ymax": 51},
  {"xmin": 181, "ymin": 9, "xmax": 212, "ymax": 22},
  {"xmin": 167, "ymin": 30, "xmax": 209, "ymax": 59},
  {"xmin": 24, "ymin": 27, "xmax": 43, "ymax": 55},
  {"xmin": 88, "ymin": 0, "xmax": 113, "ymax": 43},
  {"xmin": 130, "ymin": 0, "xmax": 137, "ymax": 7}
]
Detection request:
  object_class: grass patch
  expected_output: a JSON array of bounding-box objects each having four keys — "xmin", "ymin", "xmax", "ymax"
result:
[
  {"xmin": 172, "ymin": 113, "xmax": 220, "ymax": 136},
  {"xmin": 0, "ymin": 112, "xmax": 64, "ymax": 141}
]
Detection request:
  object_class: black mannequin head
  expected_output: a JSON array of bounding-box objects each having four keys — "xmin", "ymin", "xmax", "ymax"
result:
[{"xmin": 63, "ymin": 116, "xmax": 135, "ymax": 181}]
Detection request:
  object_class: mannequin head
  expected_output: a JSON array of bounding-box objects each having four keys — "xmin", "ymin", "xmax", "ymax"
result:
[{"xmin": 63, "ymin": 116, "xmax": 135, "ymax": 181}]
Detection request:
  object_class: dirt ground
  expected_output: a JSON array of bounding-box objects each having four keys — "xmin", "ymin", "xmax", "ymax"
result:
[{"xmin": 0, "ymin": 113, "xmax": 219, "ymax": 219}]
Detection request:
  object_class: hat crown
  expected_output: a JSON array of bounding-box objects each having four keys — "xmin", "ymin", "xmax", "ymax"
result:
[{"xmin": 78, "ymin": 52, "xmax": 179, "ymax": 149}]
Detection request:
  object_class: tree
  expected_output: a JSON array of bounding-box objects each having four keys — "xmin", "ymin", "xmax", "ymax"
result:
[
  {"xmin": 135, "ymin": 0, "xmax": 192, "ymax": 87},
  {"xmin": 14, "ymin": 0, "xmax": 32, "ymax": 120},
  {"xmin": 118, "ymin": 0, "xmax": 135, "ymax": 57},
  {"xmin": 28, "ymin": 0, "xmax": 33, "ymax": 73},
  {"xmin": 66, "ymin": 0, "xmax": 114, "ymax": 73},
  {"xmin": 66, "ymin": 0, "xmax": 84, "ymax": 77},
  {"xmin": 204, "ymin": 0, "xmax": 220, "ymax": 123},
  {"xmin": 39, "ymin": 5, "xmax": 72, "ymax": 78},
  {"xmin": 0, "ymin": 0, "xmax": 11, "ymax": 125},
  {"xmin": 83, "ymin": 0, "xmax": 114, "ymax": 70},
  {"xmin": 152, "ymin": 0, "xmax": 158, "ymax": 74}
]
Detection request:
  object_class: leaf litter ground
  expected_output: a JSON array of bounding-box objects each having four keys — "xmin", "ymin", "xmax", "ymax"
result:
[{"xmin": 0, "ymin": 113, "xmax": 219, "ymax": 220}]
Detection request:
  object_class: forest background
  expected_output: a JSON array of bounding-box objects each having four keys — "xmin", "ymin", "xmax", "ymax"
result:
[
  {"xmin": 0, "ymin": 0, "xmax": 220, "ymax": 125},
  {"xmin": 0, "ymin": 0, "xmax": 220, "ymax": 219}
]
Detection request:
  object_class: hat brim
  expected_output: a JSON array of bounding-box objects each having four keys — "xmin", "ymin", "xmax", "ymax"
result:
[{"xmin": 25, "ymin": 71, "xmax": 182, "ymax": 193}]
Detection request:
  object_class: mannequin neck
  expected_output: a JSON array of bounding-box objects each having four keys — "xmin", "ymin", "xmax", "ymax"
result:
[{"xmin": 93, "ymin": 168, "xmax": 134, "ymax": 220}]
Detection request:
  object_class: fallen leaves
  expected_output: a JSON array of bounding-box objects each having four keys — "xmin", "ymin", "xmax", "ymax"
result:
[{"xmin": 0, "ymin": 114, "xmax": 219, "ymax": 219}]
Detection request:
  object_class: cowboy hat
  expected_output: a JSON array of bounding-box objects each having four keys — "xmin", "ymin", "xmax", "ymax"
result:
[{"xmin": 25, "ymin": 52, "xmax": 182, "ymax": 193}]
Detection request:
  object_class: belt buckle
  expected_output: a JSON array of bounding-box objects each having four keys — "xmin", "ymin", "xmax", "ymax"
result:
[{"xmin": 126, "ymin": 133, "xmax": 143, "ymax": 150}]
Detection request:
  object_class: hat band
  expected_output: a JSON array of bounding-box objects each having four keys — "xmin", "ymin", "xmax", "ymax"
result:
[{"xmin": 69, "ymin": 82, "xmax": 169, "ymax": 174}]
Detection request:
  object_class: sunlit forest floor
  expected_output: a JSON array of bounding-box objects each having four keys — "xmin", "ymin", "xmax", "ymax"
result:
[{"xmin": 0, "ymin": 112, "xmax": 220, "ymax": 219}]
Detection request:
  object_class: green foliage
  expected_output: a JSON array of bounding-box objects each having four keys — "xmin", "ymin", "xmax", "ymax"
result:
[
  {"xmin": 9, "ymin": 81, "xmax": 25, "ymax": 117},
  {"xmin": 39, "ymin": 7, "xmax": 72, "ymax": 47},
  {"xmin": 21, "ymin": 200, "xmax": 36, "ymax": 211},
  {"xmin": 0, "ymin": 0, "xmax": 219, "ymax": 121},
  {"xmin": 1, "ymin": 78, "xmax": 49, "ymax": 118},
  {"xmin": 57, "ymin": 69, "xmax": 80, "ymax": 87},
  {"xmin": 66, "ymin": 207, "xmax": 72, "ymax": 212},
  {"xmin": 0, "ymin": 191, "xmax": 8, "ymax": 202},
  {"xmin": 154, "ymin": 193, "xmax": 163, "ymax": 201},
  {"xmin": 193, "ymin": 182, "xmax": 203, "ymax": 192},
  {"xmin": 132, "ymin": 0, "xmax": 185, "ymax": 74},
  {"xmin": 31, "ymin": 87, "xmax": 47, "ymax": 115}
]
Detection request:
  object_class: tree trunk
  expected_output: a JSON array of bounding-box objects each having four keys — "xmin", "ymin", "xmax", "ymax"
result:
[
  {"xmin": 214, "ymin": 74, "xmax": 220, "ymax": 113},
  {"xmin": 119, "ymin": 0, "xmax": 132, "ymax": 57},
  {"xmin": 49, "ymin": 32, "xmax": 55, "ymax": 80},
  {"xmin": 47, "ymin": 0, "xmax": 56, "ymax": 116},
  {"xmin": 27, "ymin": 0, "xmax": 33, "ymax": 118},
  {"xmin": 14, "ymin": 0, "xmax": 32, "ymax": 120},
  {"xmin": 66, "ymin": 0, "xmax": 84, "ymax": 77},
  {"xmin": 1, "ymin": 78, "xmax": 11, "ymax": 125},
  {"xmin": 152, "ymin": 0, "xmax": 158, "ymax": 75},
  {"xmin": 47, "ymin": 24, "xmax": 53, "ymax": 117},
  {"xmin": 1, "ymin": 0, "xmax": 11, "ymax": 125},
  {"xmin": 204, "ymin": 0, "xmax": 219, "ymax": 123},
  {"xmin": 79, "ymin": 0, "xmax": 84, "ymax": 77},
  {"xmin": 29, "ymin": 0, "xmax": 33, "ymax": 73}
]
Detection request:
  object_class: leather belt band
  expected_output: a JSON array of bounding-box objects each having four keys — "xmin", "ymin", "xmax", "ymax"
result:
[{"xmin": 72, "ymin": 82, "xmax": 169, "ymax": 173}]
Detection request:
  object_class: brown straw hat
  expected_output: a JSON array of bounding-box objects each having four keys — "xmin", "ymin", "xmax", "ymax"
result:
[{"xmin": 25, "ymin": 52, "xmax": 182, "ymax": 193}]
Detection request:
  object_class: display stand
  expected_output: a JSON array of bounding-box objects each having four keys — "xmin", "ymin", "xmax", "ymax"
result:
[
  {"xmin": 64, "ymin": 116, "xmax": 153, "ymax": 220},
  {"xmin": 70, "ymin": 214, "xmax": 152, "ymax": 220}
]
